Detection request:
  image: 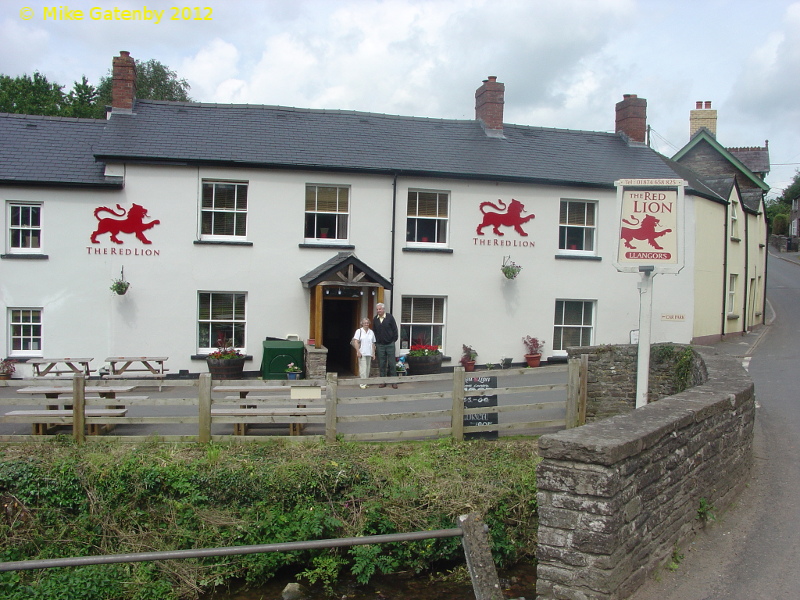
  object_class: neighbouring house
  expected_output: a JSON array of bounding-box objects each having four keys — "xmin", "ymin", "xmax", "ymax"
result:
[
  {"xmin": 672, "ymin": 101, "xmax": 769, "ymax": 342},
  {"xmin": 0, "ymin": 52, "xmax": 768, "ymax": 377}
]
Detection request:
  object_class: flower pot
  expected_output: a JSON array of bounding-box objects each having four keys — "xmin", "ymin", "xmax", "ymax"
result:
[
  {"xmin": 462, "ymin": 360, "xmax": 476, "ymax": 372},
  {"xmin": 206, "ymin": 357, "xmax": 246, "ymax": 379},
  {"xmin": 287, "ymin": 372, "xmax": 300, "ymax": 380},
  {"xmin": 406, "ymin": 354, "xmax": 443, "ymax": 375},
  {"xmin": 524, "ymin": 353, "xmax": 541, "ymax": 368}
]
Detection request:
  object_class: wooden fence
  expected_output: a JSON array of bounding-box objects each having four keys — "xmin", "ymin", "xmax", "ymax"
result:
[{"xmin": 0, "ymin": 361, "xmax": 586, "ymax": 444}]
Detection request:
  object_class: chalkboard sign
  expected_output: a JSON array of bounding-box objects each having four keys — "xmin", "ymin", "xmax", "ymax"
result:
[{"xmin": 464, "ymin": 376, "xmax": 499, "ymax": 440}]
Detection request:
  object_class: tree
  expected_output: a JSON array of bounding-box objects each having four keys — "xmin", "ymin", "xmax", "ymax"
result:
[
  {"xmin": 0, "ymin": 58, "xmax": 191, "ymax": 119},
  {"xmin": 64, "ymin": 76, "xmax": 98, "ymax": 118},
  {"xmin": 776, "ymin": 169, "xmax": 800, "ymax": 206},
  {"xmin": 0, "ymin": 72, "xmax": 64, "ymax": 116},
  {"xmin": 94, "ymin": 58, "xmax": 191, "ymax": 116}
]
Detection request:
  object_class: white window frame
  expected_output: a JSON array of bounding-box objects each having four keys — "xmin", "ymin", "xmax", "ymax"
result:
[
  {"xmin": 200, "ymin": 180, "xmax": 249, "ymax": 240},
  {"xmin": 197, "ymin": 292, "xmax": 247, "ymax": 354},
  {"xmin": 7, "ymin": 202, "xmax": 42, "ymax": 254},
  {"xmin": 558, "ymin": 199, "xmax": 597, "ymax": 255},
  {"xmin": 9, "ymin": 308, "xmax": 43, "ymax": 356},
  {"xmin": 304, "ymin": 184, "xmax": 350, "ymax": 244},
  {"xmin": 730, "ymin": 198, "xmax": 740, "ymax": 240},
  {"xmin": 406, "ymin": 189, "xmax": 450, "ymax": 247},
  {"xmin": 553, "ymin": 299, "xmax": 595, "ymax": 355},
  {"xmin": 727, "ymin": 274, "xmax": 738, "ymax": 316},
  {"xmin": 399, "ymin": 296, "xmax": 446, "ymax": 352}
]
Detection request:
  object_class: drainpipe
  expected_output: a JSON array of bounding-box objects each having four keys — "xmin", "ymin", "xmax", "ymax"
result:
[
  {"xmin": 743, "ymin": 208, "xmax": 750, "ymax": 334},
  {"xmin": 389, "ymin": 173, "xmax": 398, "ymax": 314},
  {"xmin": 762, "ymin": 209, "xmax": 769, "ymax": 325},
  {"xmin": 721, "ymin": 201, "xmax": 729, "ymax": 338}
]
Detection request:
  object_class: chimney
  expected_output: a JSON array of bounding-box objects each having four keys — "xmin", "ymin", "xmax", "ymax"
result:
[
  {"xmin": 111, "ymin": 51, "xmax": 136, "ymax": 112},
  {"xmin": 475, "ymin": 76, "xmax": 505, "ymax": 136},
  {"xmin": 690, "ymin": 100, "xmax": 717, "ymax": 138},
  {"xmin": 615, "ymin": 94, "xmax": 647, "ymax": 143}
]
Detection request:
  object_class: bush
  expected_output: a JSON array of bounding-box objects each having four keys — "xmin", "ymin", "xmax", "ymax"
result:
[{"xmin": 0, "ymin": 439, "xmax": 540, "ymax": 599}]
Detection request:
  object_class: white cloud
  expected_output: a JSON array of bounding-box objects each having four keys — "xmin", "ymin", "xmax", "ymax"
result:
[{"xmin": 181, "ymin": 39, "xmax": 241, "ymax": 102}]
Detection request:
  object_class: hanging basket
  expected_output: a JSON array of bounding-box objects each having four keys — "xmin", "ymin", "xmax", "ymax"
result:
[{"xmin": 501, "ymin": 256, "xmax": 522, "ymax": 279}]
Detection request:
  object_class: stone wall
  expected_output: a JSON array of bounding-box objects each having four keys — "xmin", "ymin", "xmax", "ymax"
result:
[
  {"xmin": 568, "ymin": 344, "xmax": 705, "ymax": 422},
  {"xmin": 536, "ymin": 346, "xmax": 754, "ymax": 599}
]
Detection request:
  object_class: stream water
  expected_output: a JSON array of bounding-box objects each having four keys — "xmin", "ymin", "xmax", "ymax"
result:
[{"xmin": 203, "ymin": 562, "xmax": 536, "ymax": 599}]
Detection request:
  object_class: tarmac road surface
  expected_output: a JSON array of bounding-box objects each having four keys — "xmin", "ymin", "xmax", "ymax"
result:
[{"xmin": 631, "ymin": 252, "xmax": 800, "ymax": 600}]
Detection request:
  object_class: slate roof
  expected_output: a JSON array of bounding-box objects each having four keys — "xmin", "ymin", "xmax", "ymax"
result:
[
  {"xmin": 728, "ymin": 146, "xmax": 770, "ymax": 177},
  {"xmin": 0, "ymin": 113, "xmax": 118, "ymax": 187},
  {"xmin": 300, "ymin": 252, "xmax": 392, "ymax": 289},
  {"xmin": 94, "ymin": 100, "xmax": 686, "ymax": 189}
]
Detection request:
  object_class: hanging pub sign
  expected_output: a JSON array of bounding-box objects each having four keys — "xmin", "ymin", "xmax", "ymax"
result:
[{"xmin": 613, "ymin": 179, "xmax": 686, "ymax": 274}]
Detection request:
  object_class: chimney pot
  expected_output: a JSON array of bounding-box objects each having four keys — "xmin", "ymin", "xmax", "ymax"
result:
[
  {"xmin": 704, "ymin": 101, "xmax": 712, "ymax": 109},
  {"xmin": 615, "ymin": 94, "xmax": 647, "ymax": 143},
  {"xmin": 696, "ymin": 101, "xmax": 703, "ymax": 109}
]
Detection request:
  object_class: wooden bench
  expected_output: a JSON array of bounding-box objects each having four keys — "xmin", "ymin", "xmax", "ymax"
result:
[
  {"xmin": 4, "ymin": 408, "xmax": 128, "ymax": 435},
  {"xmin": 210, "ymin": 406, "xmax": 325, "ymax": 436}
]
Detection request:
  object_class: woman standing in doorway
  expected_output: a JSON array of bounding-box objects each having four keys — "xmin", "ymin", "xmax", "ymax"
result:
[{"xmin": 352, "ymin": 318, "xmax": 376, "ymax": 389}]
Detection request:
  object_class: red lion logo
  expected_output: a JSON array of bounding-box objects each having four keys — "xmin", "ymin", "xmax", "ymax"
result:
[
  {"xmin": 620, "ymin": 214, "xmax": 672, "ymax": 250},
  {"xmin": 90, "ymin": 204, "xmax": 160, "ymax": 245},
  {"xmin": 476, "ymin": 199, "xmax": 535, "ymax": 237}
]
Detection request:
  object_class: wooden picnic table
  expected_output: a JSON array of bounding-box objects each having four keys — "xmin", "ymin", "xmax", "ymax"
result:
[
  {"xmin": 104, "ymin": 356, "xmax": 169, "ymax": 378},
  {"xmin": 14, "ymin": 385, "xmax": 139, "ymax": 435},
  {"xmin": 211, "ymin": 384, "xmax": 324, "ymax": 435},
  {"xmin": 27, "ymin": 357, "xmax": 94, "ymax": 377}
]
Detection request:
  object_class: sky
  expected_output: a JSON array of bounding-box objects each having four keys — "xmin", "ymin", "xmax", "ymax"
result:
[{"xmin": 2, "ymin": 0, "xmax": 799, "ymax": 199}]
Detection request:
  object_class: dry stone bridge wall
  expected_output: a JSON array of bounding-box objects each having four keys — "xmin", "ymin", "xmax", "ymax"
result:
[{"xmin": 536, "ymin": 345, "xmax": 755, "ymax": 599}]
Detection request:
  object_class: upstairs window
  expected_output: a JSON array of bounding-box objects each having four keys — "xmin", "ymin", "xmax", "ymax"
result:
[
  {"xmin": 201, "ymin": 181, "xmax": 248, "ymax": 239},
  {"xmin": 8, "ymin": 202, "xmax": 41, "ymax": 253},
  {"xmin": 305, "ymin": 185, "xmax": 349, "ymax": 241},
  {"xmin": 559, "ymin": 200, "xmax": 596, "ymax": 253},
  {"xmin": 730, "ymin": 198, "xmax": 740, "ymax": 239},
  {"xmin": 198, "ymin": 292, "xmax": 246, "ymax": 353},
  {"xmin": 407, "ymin": 190, "xmax": 449, "ymax": 245},
  {"xmin": 9, "ymin": 308, "xmax": 42, "ymax": 355}
]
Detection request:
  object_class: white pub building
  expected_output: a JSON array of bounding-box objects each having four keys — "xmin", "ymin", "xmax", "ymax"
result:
[{"xmin": 1, "ymin": 53, "xmax": 767, "ymax": 378}]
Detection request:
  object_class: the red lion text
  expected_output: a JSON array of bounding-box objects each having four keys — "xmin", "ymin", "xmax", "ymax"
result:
[
  {"xmin": 475, "ymin": 199, "xmax": 535, "ymax": 237},
  {"xmin": 620, "ymin": 214, "xmax": 672, "ymax": 250},
  {"xmin": 90, "ymin": 204, "xmax": 160, "ymax": 245}
]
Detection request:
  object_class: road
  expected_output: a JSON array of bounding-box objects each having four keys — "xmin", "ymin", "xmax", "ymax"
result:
[{"xmin": 632, "ymin": 252, "xmax": 800, "ymax": 600}]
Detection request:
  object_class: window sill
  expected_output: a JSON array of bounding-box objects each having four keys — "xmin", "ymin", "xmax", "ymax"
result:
[
  {"xmin": 194, "ymin": 240, "xmax": 253, "ymax": 246},
  {"xmin": 726, "ymin": 313, "xmax": 740, "ymax": 321},
  {"xmin": 299, "ymin": 243, "xmax": 355, "ymax": 250},
  {"xmin": 191, "ymin": 354, "xmax": 254, "ymax": 361},
  {"xmin": 1, "ymin": 253, "xmax": 49, "ymax": 260},
  {"xmin": 402, "ymin": 247, "xmax": 453, "ymax": 254},
  {"xmin": 730, "ymin": 237, "xmax": 741, "ymax": 243},
  {"xmin": 554, "ymin": 254, "xmax": 602, "ymax": 261}
]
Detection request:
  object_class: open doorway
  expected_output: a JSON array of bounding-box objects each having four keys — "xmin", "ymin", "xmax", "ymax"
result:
[{"xmin": 323, "ymin": 298, "xmax": 359, "ymax": 375}]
